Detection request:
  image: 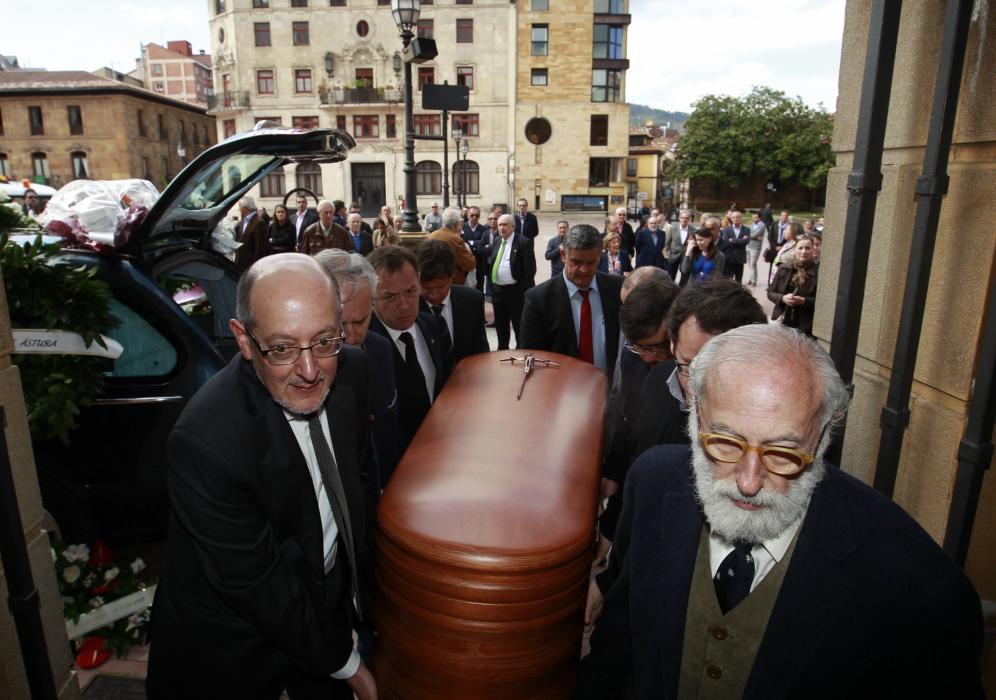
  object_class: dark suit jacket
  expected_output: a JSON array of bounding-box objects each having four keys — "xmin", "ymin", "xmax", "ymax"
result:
[
  {"xmin": 420, "ymin": 285, "xmax": 489, "ymax": 365},
  {"xmin": 235, "ymin": 214, "xmax": 270, "ymax": 272},
  {"xmin": 368, "ymin": 313, "xmax": 452, "ymax": 450},
  {"xmin": 348, "ymin": 230, "xmax": 374, "ymax": 256},
  {"xmin": 633, "ymin": 229, "xmax": 667, "ymax": 269},
  {"xmin": 578, "ymin": 446, "xmax": 985, "ymax": 699},
  {"xmin": 462, "ymin": 222, "xmax": 491, "ymax": 262},
  {"xmin": 147, "ymin": 350, "xmax": 374, "ymax": 698},
  {"xmin": 619, "ymin": 221, "xmax": 636, "ymax": 256},
  {"xmin": 487, "ymin": 231, "xmax": 536, "ymax": 291},
  {"xmin": 293, "ymin": 209, "xmax": 319, "ymax": 238},
  {"xmin": 514, "ymin": 211, "xmax": 539, "ymax": 240},
  {"xmin": 598, "ymin": 250, "xmax": 632, "ymax": 275},
  {"xmin": 519, "ymin": 271, "xmax": 623, "ymax": 378},
  {"xmin": 719, "ymin": 224, "xmax": 751, "ymax": 265},
  {"xmin": 545, "ymin": 236, "xmax": 565, "ymax": 278},
  {"xmin": 362, "ymin": 332, "xmax": 401, "ymax": 489}
]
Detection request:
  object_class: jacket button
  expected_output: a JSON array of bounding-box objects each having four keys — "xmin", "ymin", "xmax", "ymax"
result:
[
  {"xmin": 706, "ymin": 664, "xmax": 723, "ymax": 680},
  {"xmin": 711, "ymin": 625, "xmax": 728, "ymax": 640}
]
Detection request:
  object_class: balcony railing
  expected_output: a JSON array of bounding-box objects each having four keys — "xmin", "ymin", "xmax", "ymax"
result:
[
  {"xmin": 320, "ymin": 87, "xmax": 403, "ymax": 105},
  {"xmin": 207, "ymin": 91, "xmax": 251, "ymax": 112}
]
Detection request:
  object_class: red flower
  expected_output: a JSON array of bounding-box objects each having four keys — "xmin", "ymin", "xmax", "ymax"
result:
[
  {"xmin": 76, "ymin": 636, "xmax": 110, "ymax": 669},
  {"xmin": 89, "ymin": 578, "xmax": 122, "ymax": 596},
  {"xmin": 89, "ymin": 540, "xmax": 113, "ymax": 568}
]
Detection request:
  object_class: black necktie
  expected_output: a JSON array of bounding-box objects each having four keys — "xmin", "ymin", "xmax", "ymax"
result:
[
  {"xmin": 399, "ymin": 331, "xmax": 430, "ymax": 404},
  {"xmin": 430, "ymin": 304, "xmax": 451, "ymax": 347},
  {"xmin": 713, "ymin": 542, "xmax": 755, "ymax": 614},
  {"xmin": 306, "ymin": 414, "xmax": 360, "ymax": 617}
]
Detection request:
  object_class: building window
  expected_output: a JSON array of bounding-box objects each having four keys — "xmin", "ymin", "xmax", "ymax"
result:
[
  {"xmin": 0, "ymin": 109, "xmax": 3, "ymax": 135},
  {"xmin": 355, "ymin": 68, "xmax": 373, "ymax": 88},
  {"xmin": 589, "ymin": 157, "xmax": 619, "ymax": 186},
  {"xmin": 594, "ymin": 0, "xmax": 625, "ymax": 13},
  {"xmin": 524, "ymin": 117, "xmax": 552, "ymax": 145},
  {"xmin": 260, "ymin": 165, "xmax": 286, "ymax": 197},
  {"xmin": 456, "ymin": 18, "xmax": 473, "ymax": 43},
  {"xmin": 452, "ymin": 113, "xmax": 479, "ymax": 137},
  {"xmin": 151, "ymin": 64, "xmax": 163, "ymax": 76},
  {"xmin": 456, "ymin": 65, "xmax": 474, "ymax": 90},
  {"xmin": 28, "ymin": 106, "xmax": 44, "ymax": 135},
  {"xmin": 453, "ymin": 160, "xmax": 479, "ymax": 195},
  {"xmin": 417, "ymin": 19, "xmax": 433, "ymax": 38},
  {"xmin": 0, "ymin": 154, "xmax": 11, "ymax": 179},
  {"xmin": 336, "ymin": 115, "xmax": 347, "ymax": 131},
  {"xmin": 31, "ymin": 152, "xmax": 50, "ymax": 184},
  {"xmin": 162, "ymin": 156, "xmax": 171, "ymax": 182},
  {"xmin": 215, "ymin": 0, "xmax": 225, "ymax": 14},
  {"xmin": 626, "ymin": 158, "xmax": 637, "ymax": 177},
  {"xmin": 356, "ymin": 20, "xmax": 369, "ymax": 37},
  {"xmin": 330, "ymin": 0, "xmax": 346, "ymax": 5},
  {"xmin": 252, "ymin": 0, "xmax": 269, "ymax": 7},
  {"xmin": 293, "ymin": 21, "xmax": 310, "ymax": 45},
  {"xmin": 530, "ymin": 68, "xmax": 548, "ymax": 86},
  {"xmin": 417, "ymin": 66, "xmax": 434, "ymax": 89},
  {"xmin": 353, "ymin": 115, "xmax": 379, "ymax": 138},
  {"xmin": 593, "ymin": 25, "xmax": 623, "ymax": 59},
  {"xmin": 254, "ymin": 22, "xmax": 271, "ymax": 46},
  {"xmin": 257, "ymin": 69, "xmax": 275, "ymax": 94},
  {"xmin": 532, "ymin": 0, "xmax": 548, "ymax": 9},
  {"xmin": 296, "ymin": 163, "xmax": 323, "ymax": 195},
  {"xmin": 592, "ymin": 69, "xmax": 622, "ymax": 102},
  {"xmin": 293, "ymin": 115, "xmax": 320, "ymax": 129},
  {"xmin": 413, "ymin": 114, "xmax": 441, "ymax": 136},
  {"xmin": 416, "ymin": 161, "xmax": 442, "ymax": 195},
  {"xmin": 158, "ymin": 113, "xmax": 167, "ymax": 140},
  {"xmin": 137, "ymin": 109, "xmax": 147, "ymax": 137},
  {"xmin": 386, "ymin": 114, "xmax": 396, "ymax": 138},
  {"xmin": 141, "ymin": 157, "xmax": 150, "ymax": 180},
  {"xmin": 590, "ymin": 114, "xmax": 608, "ymax": 145},
  {"xmin": 223, "ymin": 119, "xmax": 236, "ymax": 138},
  {"xmin": 456, "ymin": 0, "xmax": 473, "ymax": 4},
  {"xmin": 531, "ymin": 25, "xmax": 548, "ymax": 56},
  {"xmin": 291, "ymin": 0, "xmax": 308, "ymax": 5},
  {"xmin": 295, "ymin": 68, "xmax": 313, "ymax": 93},
  {"xmin": 71, "ymin": 151, "xmax": 90, "ymax": 179}
]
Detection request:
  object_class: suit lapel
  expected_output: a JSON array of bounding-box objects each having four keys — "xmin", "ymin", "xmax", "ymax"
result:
[
  {"xmin": 416, "ymin": 314, "xmax": 446, "ymax": 397},
  {"xmin": 744, "ymin": 468, "xmax": 860, "ymax": 699},
  {"xmin": 552, "ymin": 276, "xmax": 577, "ymax": 355}
]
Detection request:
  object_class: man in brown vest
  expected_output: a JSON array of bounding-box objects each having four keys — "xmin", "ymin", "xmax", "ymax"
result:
[{"xmin": 578, "ymin": 324, "xmax": 984, "ymax": 699}]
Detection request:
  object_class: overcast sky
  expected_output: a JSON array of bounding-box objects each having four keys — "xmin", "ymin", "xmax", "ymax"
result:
[{"xmin": 2, "ymin": 0, "xmax": 844, "ymax": 114}]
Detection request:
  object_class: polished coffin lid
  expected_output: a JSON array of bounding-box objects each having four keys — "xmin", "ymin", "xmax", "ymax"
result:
[{"xmin": 377, "ymin": 351, "xmax": 607, "ymax": 568}]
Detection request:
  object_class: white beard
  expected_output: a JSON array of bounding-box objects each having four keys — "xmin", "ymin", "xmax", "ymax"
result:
[{"xmin": 688, "ymin": 409, "xmax": 825, "ymax": 546}]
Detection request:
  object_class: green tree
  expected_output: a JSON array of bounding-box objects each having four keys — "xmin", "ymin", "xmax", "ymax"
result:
[{"xmin": 671, "ymin": 86, "xmax": 834, "ymax": 191}]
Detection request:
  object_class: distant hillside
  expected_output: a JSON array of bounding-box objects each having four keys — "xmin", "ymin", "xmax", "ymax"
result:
[{"xmin": 629, "ymin": 104, "xmax": 690, "ymax": 129}]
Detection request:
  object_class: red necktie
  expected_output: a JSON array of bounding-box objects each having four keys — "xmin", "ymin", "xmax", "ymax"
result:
[{"xmin": 578, "ymin": 289, "xmax": 593, "ymax": 364}]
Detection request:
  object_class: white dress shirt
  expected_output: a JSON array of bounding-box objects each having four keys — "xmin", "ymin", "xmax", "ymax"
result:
[
  {"xmin": 383, "ymin": 322, "xmax": 437, "ymax": 402},
  {"xmin": 562, "ymin": 272, "xmax": 606, "ymax": 372},
  {"xmin": 494, "ymin": 234, "xmax": 516, "ymax": 285},
  {"xmin": 285, "ymin": 410, "xmax": 360, "ymax": 679},
  {"xmin": 708, "ymin": 514, "xmax": 805, "ymax": 593}
]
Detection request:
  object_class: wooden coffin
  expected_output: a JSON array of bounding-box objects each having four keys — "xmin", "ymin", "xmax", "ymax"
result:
[{"xmin": 374, "ymin": 351, "xmax": 606, "ymax": 698}]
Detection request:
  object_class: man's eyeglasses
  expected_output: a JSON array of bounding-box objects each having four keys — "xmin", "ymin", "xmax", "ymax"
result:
[
  {"xmin": 624, "ymin": 341, "xmax": 670, "ymax": 358},
  {"xmin": 675, "ymin": 361, "xmax": 692, "ymax": 376},
  {"xmin": 245, "ymin": 328, "xmax": 345, "ymax": 366},
  {"xmin": 698, "ymin": 431, "xmax": 816, "ymax": 476}
]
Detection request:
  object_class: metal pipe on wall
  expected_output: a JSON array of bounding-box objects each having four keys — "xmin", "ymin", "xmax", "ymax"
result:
[
  {"xmin": 0, "ymin": 407, "xmax": 59, "ymax": 700},
  {"xmin": 872, "ymin": 0, "xmax": 975, "ymax": 497},
  {"xmin": 825, "ymin": 0, "xmax": 903, "ymax": 468},
  {"xmin": 943, "ymin": 277, "xmax": 996, "ymax": 566}
]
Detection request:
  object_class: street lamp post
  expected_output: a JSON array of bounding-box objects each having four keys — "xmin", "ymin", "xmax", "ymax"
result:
[
  {"xmin": 451, "ymin": 127, "xmax": 462, "ymax": 208},
  {"xmin": 391, "ymin": 0, "xmax": 422, "ymax": 234},
  {"xmin": 459, "ymin": 138, "xmax": 469, "ymax": 208}
]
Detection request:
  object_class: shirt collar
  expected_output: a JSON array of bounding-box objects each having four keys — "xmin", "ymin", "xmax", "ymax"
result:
[
  {"xmin": 562, "ymin": 271, "xmax": 600, "ymax": 297},
  {"xmin": 709, "ymin": 509, "xmax": 805, "ymax": 567},
  {"xmin": 667, "ymin": 367, "xmax": 687, "ymax": 411}
]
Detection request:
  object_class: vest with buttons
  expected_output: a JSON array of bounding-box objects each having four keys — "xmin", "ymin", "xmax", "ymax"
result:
[{"xmin": 677, "ymin": 526, "xmax": 799, "ymax": 699}]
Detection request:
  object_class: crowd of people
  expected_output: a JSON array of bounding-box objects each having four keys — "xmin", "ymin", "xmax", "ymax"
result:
[{"xmin": 146, "ymin": 194, "xmax": 983, "ymax": 699}]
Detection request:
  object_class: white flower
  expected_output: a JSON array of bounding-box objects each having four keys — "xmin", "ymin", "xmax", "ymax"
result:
[
  {"xmin": 126, "ymin": 613, "xmax": 144, "ymax": 632},
  {"xmin": 130, "ymin": 558, "xmax": 146, "ymax": 575},
  {"xmin": 89, "ymin": 596, "xmax": 105, "ymax": 609},
  {"xmin": 62, "ymin": 565, "xmax": 81, "ymax": 584},
  {"xmin": 104, "ymin": 567, "xmax": 120, "ymax": 582},
  {"xmin": 62, "ymin": 544, "xmax": 90, "ymax": 564}
]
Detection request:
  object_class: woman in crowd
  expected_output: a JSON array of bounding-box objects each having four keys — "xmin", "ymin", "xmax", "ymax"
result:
[
  {"xmin": 680, "ymin": 226, "xmax": 725, "ymax": 285},
  {"xmin": 768, "ymin": 235, "xmax": 818, "ymax": 336},
  {"xmin": 267, "ymin": 203, "xmax": 296, "ymax": 254},
  {"xmin": 771, "ymin": 221, "xmax": 802, "ymax": 276},
  {"xmin": 373, "ymin": 217, "xmax": 400, "ymax": 248},
  {"xmin": 598, "ymin": 232, "xmax": 632, "ymax": 276}
]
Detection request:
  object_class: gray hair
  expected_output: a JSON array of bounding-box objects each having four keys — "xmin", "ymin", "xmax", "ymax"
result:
[
  {"xmin": 239, "ymin": 195, "xmax": 256, "ymax": 210},
  {"xmin": 689, "ymin": 324, "xmax": 850, "ymax": 451},
  {"xmin": 565, "ymin": 224, "xmax": 604, "ymax": 253},
  {"xmin": 317, "ymin": 199, "xmax": 333, "ymax": 213},
  {"xmin": 314, "ymin": 248, "xmax": 378, "ymax": 300},
  {"xmin": 441, "ymin": 207, "xmax": 463, "ymax": 230}
]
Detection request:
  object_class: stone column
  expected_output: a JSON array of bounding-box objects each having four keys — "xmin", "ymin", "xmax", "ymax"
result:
[{"xmin": 0, "ymin": 270, "xmax": 80, "ymax": 697}]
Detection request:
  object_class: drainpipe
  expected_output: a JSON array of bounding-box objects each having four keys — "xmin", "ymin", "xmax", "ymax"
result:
[
  {"xmin": 0, "ymin": 407, "xmax": 59, "ymax": 700},
  {"xmin": 825, "ymin": 0, "xmax": 902, "ymax": 468},
  {"xmin": 943, "ymin": 277, "xmax": 996, "ymax": 567},
  {"xmin": 872, "ymin": 0, "xmax": 975, "ymax": 497}
]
